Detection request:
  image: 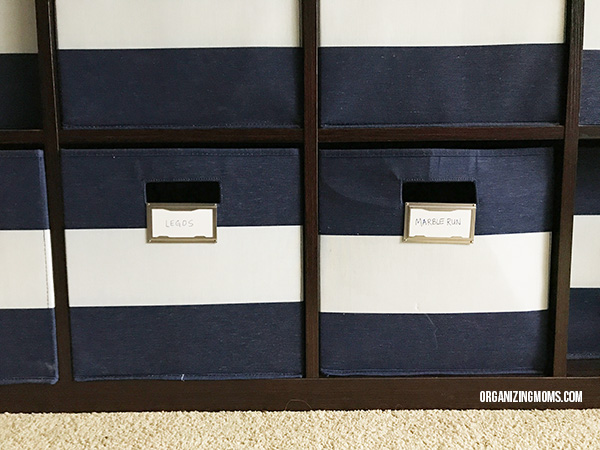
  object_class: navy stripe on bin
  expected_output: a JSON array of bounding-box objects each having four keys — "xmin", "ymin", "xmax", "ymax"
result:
[
  {"xmin": 321, "ymin": 310, "xmax": 548, "ymax": 376},
  {"xmin": 0, "ymin": 308, "xmax": 58, "ymax": 384},
  {"xmin": 70, "ymin": 303, "xmax": 303, "ymax": 381},
  {"xmin": 0, "ymin": 54, "xmax": 42, "ymax": 129},
  {"xmin": 580, "ymin": 50, "xmax": 600, "ymax": 125},
  {"xmin": 62, "ymin": 148, "xmax": 302, "ymax": 229},
  {"xmin": 0, "ymin": 150, "xmax": 49, "ymax": 230},
  {"xmin": 568, "ymin": 288, "xmax": 600, "ymax": 360},
  {"xmin": 319, "ymin": 44, "xmax": 565, "ymax": 127},
  {"xmin": 319, "ymin": 148, "xmax": 554, "ymax": 236},
  {"xmin": 574, "ymin": 145, "xmax": 600, "ymax": 215},
  {"xmin": 58, "ymin": 48, "xmax": 302, "ymax": 129}
]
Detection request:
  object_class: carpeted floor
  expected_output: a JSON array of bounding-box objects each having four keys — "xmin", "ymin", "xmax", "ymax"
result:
[{"xmin": 1, "ymin": 409, "xmax": 600, "ymax": 449}]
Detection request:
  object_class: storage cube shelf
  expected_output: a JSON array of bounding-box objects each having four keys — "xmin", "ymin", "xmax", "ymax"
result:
[
  {"xmin": 0, "ymin": 150, "xmax": 57, "ymax": 384},
  {"xmin": 0, "ymin": 0, "xmax": 42, "ymax": 129},
  {"xmin": 319, "ymin": 148, "xmax": 554, "ymax": 376},
  {"xmin": 0, "ymin": 0, "xmax": 599, "ymax": 411},
  {"xmin": 569, "ymin": 145, "xmax": 600, "ymax": 359},
  {"xmin": 62, "ymin": 148, "xmax": 303, "ymax": 380},
  {"xmin": 319, "ymin": 0, "xmax": 566, "ymax": 127},
  {"xmin": 55, "ymin": 0, "xmax": 302, "ymax": 129},
  {"xmin": 581, "ymin": 2, "xmax": 600, "ymax": 124},
  {"xmin": 570, "ymin": 2, "xmax": 600, "ymax": 364}
]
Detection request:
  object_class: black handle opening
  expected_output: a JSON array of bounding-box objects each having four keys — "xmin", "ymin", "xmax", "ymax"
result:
[
  {"xmin": 402, "ymin": 181, "xmax": 477, "ymax": 204},
  {"xmin": 146, "ymin": 181, "xmax": 221, "ymax": 204}
]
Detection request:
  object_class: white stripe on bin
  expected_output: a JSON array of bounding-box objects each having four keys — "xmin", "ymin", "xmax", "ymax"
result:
[
  {"xmin": 65, "ymin": 226, "xmax": 302, "ymax": 307},
  {"xmin": 0, "ymin": 0, "xmax": 38, "ymax": 54},
  {"xmin": 571, "ymin": 215, "xmax": 600, "ymax": 288},
  {"xmin": 584, "ymin": 2, "xmax": 600, "ymax": 50},
  {"xmin": 56, "ymin": 0, "xmax": 300, "ymax": 49},
  {"xmin": 0, "ymin": 230, "xmax": 54, "ymax": 309},
  {"xmin": 320, "ymin": 232, "xmax": 551, "ymax": 314},
  {"xmin": 320, "ymin": 0, "xmax": 564, "ymax": 47}
]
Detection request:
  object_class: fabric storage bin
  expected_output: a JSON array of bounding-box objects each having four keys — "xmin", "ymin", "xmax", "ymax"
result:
[
  {"xmin": 62, "ymin": 148, "xmax": 303, "ymax": 381},
  {"xmin": 568, "ymin": 146, "xmax": 600, "ymax": 359},
  {"xmin": 581, "ymin": 1, "xmax": 600, "ymax": 124},
  {"xmin": 0, "ymin": 0, "xmax": 41, "ymax": 129},
  {"xmin": 0, "ymin": 150, "xmax": 57, "ymax": 384},
  {"xmin": 319, "ymin": 0, "xmax": 566, "ymax": 127},
  {"xmin": 55, "ymin": 0, "xmax": 301, "ymax": 129},
  {"xmin": 319, "ymin": 148, "xmax": 554, "ymax": 376}
]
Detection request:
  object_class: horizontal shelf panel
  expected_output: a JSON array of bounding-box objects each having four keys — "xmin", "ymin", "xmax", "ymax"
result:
[
  {"xmin": 0, "ymin": 376, "xmax": 597, "ymax": 412},
  {"xmin": 0, "ymin": 130, "xmax": 44, "ymax": 146},
  {"xmin": 57, "ymin": 127, "xmax": 567, "ymax": 146},
  {"xmin": 59, "ymin": 128, "xmax": 304, "ymax": 146},
  {"xmin": 320, "ymin": 126, "xmax": 565, "ymax": 143},
  {"xmin": 579, "ymin": 126, "xmax": 600, "ymax": 140},
  {"xmin": 567, "ymin": 359, "xmax": 600, "ymax": 377}
]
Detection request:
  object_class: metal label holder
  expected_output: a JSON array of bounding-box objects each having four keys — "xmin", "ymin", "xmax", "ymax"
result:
[
  {"xmin": 146, "ymin": 203, "xmax": 218, "ymax": 243},
  {"xmin": 403, "ymin": 202, "xmax": 477, "ymax": 245}
]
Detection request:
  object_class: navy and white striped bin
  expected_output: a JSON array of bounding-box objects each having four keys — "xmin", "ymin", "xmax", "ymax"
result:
[
  {"xmin": 0, "ymin": 0, "xmax": 41, "ymax": 129},
  {"xmin": 55, "ymin": 0, "xmax": 302, "ymax": 129},
  {"xmin": 0, "ymin": 150, "xmax": 58, "ymax": 384},
  {"xmin": 319, "ymin": 148, "xmax": 554, "ymax": 376},
  {"xmin": 319, "ymin": 0, "xmax": 566, "ymax": 127},
  {"xmin": 568, "ymin": 146, "xmax": 600, "ymax": 360},
  {"xmin": 581, "ymin": 2, "xmax": 600, "ymax": 124},
  {"xmin": 62, "ymin": 148, "xmax": 303, "ymax": 381}
]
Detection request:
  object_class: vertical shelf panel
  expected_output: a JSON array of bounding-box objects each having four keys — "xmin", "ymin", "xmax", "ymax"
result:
[
  {"xmin": 551, "ymin": 0, "xmax": 584, "ymax": 377},
  {"xmin": 36, "ymin": 0, "xmax": 73, "ymax": 382},
  {"xmin": 303, "ymin": 0, "xmax": 320, "ymax": 378}
]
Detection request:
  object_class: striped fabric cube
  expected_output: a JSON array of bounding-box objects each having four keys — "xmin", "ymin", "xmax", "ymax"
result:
[
  {"xmin": 581, "ymin": 1, "xmax": 600, "ymax": 124},
  {"xmin": 0, "ymin": 0, "xmax": 41, "ymax": 129},
  {"xmin": 320, "ymin": 0, "xmax": 566, "ymax": 127},
  {"xmin": 568, "ymin": 146, "xmax": 600, "ymax": 359},
  {"xmin": 319, "ymin": 148, "xmax": 554, "ymax": 376},
  {"xmin": 62, "ymin": 148, "xmax": 303, "ymax": 381},
  {"xmin": 55, "ymin": 0, "xmax": 302, "ymax": 129},
  {"xmin": 0, "ymin": 151, "xmax": 57, "ymax": 384}
]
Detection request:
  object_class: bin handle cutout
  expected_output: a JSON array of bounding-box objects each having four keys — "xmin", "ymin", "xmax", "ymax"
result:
[
  {"xmin": 145, "ymin": 181, "xmax": 220, "ymax": 243},
  {"xmin": 402, "ymin": 181, "xmax": 476, "ymax": 245}
]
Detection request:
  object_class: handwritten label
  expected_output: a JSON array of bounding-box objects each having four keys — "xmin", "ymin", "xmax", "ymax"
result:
[
  {"xmin": 150, "ymin": 207, "xmax": 215, "ymax": 241},
  {"xmin": 404, "ymin": 203, "xmax": 476, "ymax": 244}
]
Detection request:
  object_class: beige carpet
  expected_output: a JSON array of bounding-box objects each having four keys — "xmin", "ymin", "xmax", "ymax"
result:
[{"xmin": 1, "ymin": 409, "xmax": 600, "ymax": 449}]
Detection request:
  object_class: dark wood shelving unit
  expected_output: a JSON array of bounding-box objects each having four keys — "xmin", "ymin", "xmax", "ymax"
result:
[
  {"xmin": 59, "ymin": 128, "xmax": 305, "ymax": 146},
  {"xmin": 578, "ymin": 125, "xmax": 600, "ymax": 139},
  {"xmin": 0, "ymin": 0, "xmax": 598, "ymax": 412},
  {"xmin": 319, "ymin": 125, "xmax": 566, "ymax": 143},
  {"xmin": 568, "ymin": 360, "xmax": 600, "ymax": 377},
  {"xmin": 0, "ymin": 130, "xmax": 44, "ymax": 146}
]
